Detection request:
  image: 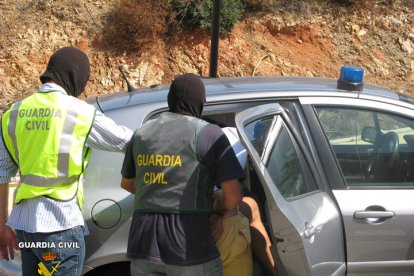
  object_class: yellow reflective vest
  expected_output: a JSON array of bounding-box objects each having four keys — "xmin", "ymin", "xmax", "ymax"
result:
[{"xmin": 1, "ymin": 91, "xmax": 96, "ymax": 208}]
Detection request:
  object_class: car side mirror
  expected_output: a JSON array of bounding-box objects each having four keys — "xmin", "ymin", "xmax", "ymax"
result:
[{"xmin": 361, "ymin": 126, "xmax": 378, "ymax": 144}]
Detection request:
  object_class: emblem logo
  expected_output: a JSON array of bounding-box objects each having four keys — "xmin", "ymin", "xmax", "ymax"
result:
[
  {"xmin": 38, "ymin": 261, "xmax": 60, "ymax": 275},
  {"xmin": 42, "ymin": 252, "xmax": 57, "ymax": 262},
  {"xmin": 37, "ymin": 252, "xmax": 60, "ymax": 275}
]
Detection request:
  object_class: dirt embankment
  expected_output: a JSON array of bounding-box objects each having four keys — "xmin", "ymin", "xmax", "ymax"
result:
[{"xmin": 0, "ymin": 0, "xmax": 413, "ymax": 112}]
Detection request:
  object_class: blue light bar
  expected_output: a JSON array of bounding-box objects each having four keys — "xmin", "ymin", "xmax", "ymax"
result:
[{"xmin": 337, "ymin": 66, "xmax": 364, "ymax": 91}]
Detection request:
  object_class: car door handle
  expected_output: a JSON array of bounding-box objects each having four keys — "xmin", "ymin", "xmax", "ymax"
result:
[
  {"xmin": 303, "ymin": 221, "xmax": 315, "ymax": 239},
  {"xmin": 353, "ymin": 211, "xmax": 395, "ymax": 219}
]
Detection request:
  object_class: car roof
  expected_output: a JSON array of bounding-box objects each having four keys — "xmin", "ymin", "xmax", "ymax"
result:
[{"xmin": 90, "ymin": 76, "xmax": 405, "ymax": 112}]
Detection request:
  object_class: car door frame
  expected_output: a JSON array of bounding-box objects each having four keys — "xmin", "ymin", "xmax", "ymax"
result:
[{"xmin": 236, "ymin": 103, "xmax": 346, "ymax": 276}]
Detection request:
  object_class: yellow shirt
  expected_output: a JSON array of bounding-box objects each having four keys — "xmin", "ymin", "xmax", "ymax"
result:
[{"xmin": 216, "ymin": 213, "xmax": 253, "ymax": 276}]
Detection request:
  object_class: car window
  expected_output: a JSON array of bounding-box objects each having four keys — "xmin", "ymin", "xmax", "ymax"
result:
[
  {"xmin": 244, "ymin": 116, "xmax": 274, "ymax": 156},
  {"xmin": 147, "ymin": 101, "xmax": 277, "ymax": 127},
  {"xmin": 202, "ymin": 112, "xmax": 237, "ymax": 127},
  {"xmin": 266, "ymin": 124, "xmax": 308, "ymax": 198},
  {"xmin": 244, "ymin": 116, "xmax": 317, "ymax": 198},
  {"xmin": 315, "ymin": 106, "xmax": 414, "ymax": 188}
]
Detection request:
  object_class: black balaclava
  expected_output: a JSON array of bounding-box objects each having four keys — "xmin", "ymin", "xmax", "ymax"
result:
[
  {"xmin": 40, "ymin": 46, "xmax": 90, "ymax": 98},
  {"xmin": 167, "ymin": 73, "xmax": 206, "ymax": 118}
]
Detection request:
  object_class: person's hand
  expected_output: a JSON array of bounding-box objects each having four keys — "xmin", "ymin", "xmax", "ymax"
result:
[
  {"xmin": 209, "ymin": 213, "xmax": 224, "ymax": 242},
  {"xmin": 0, "ymin": 224, "xmax": 17, "ymax": 261}
]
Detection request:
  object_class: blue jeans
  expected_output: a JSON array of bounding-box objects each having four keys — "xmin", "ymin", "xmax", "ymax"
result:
[
  {"xmin": 130, "ymin": 257, "xmax": 222, "ymax": 276},
  {"xmin": 16, "ymin": 226, "xmax": 85, "ymax": 276}
]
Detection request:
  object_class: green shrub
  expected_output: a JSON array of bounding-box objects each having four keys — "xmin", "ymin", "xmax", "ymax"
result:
[{"xmin": 170, "ymin": 0, "xmax": 244, "ymax": 34}]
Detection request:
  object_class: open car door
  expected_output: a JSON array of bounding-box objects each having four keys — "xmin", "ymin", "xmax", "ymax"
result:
[{"xmin": 235, "ymin": 103, "xmax": 346, "ymax": 276}]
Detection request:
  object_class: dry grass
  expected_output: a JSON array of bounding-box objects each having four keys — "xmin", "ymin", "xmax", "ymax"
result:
[
  {"xmin": 100, "ymin": 0, "xmax": 169, "ymax": 54},
  {"xmin": 244, "ymin": 0, "xmax": 396, "ymax": 11}
]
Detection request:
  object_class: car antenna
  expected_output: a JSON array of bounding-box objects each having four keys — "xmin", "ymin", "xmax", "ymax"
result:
[{"xmin": 83, "ymin": 3, "xmax": 137, "ymax": 92}]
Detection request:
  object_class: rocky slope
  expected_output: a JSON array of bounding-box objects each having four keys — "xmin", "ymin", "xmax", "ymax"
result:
[{"xmin": 0, "ymin": 0, "xmax": 413, "ymax": 113}]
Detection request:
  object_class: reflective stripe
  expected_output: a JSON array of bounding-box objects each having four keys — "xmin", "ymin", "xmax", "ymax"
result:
[
  {"xmin": 20, "ymin": 174, "xmax": 80, "ymax": 187},
  {"xmin": 57, "ymin": 98, "xmax": 79, "ymax": 177},
  {"xmin": 7, "ymin": 101, "xmax": 22, "ymax": 163}
]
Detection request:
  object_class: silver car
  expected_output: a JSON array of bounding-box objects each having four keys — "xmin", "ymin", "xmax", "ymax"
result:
[{"xmin": 2, "ymin": 66, "xmax": 414, "ymax": 275}]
